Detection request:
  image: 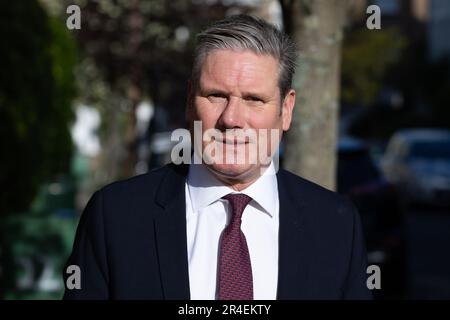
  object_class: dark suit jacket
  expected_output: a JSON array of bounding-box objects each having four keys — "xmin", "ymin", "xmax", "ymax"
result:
[{"xmin": 63, "ymin": 163, "xmax": 372, "ymax": 300}]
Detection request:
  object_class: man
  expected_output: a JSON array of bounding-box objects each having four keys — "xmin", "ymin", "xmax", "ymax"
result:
[{"xmin": 63, "ymin": 15, "xmax": 372, "ymax": 300}]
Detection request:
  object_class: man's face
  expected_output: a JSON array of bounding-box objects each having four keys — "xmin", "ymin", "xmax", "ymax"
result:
[{"xmin": 188, "ymin": 49, "xmax": 295, "ymax": 186}]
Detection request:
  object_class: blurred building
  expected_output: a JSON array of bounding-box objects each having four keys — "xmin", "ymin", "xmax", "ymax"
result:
[
  {"xmin": 372, "ymin": 0, "xmax": 450, "ymax": 62},
  {"xmin": 372, "ymin": 0, "xmax": 428, "ymax": 43},
  {"xmin": 428, "ymin": 0, "xmax": 450, "ymax": 61}
]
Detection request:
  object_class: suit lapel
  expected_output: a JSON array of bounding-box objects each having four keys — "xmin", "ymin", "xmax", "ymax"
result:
[
  {"xmin": 276, "ymin": 169, "xmax": 312, "ymax": 299},
  {"xmin": 153, "ymin": 164, "xmax": 191, "ymax": 299}
]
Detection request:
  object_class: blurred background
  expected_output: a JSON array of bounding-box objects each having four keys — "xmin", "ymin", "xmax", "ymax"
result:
[{"xmin": 1, "ymin": 0, "xmax": 449, "ymax": 300}]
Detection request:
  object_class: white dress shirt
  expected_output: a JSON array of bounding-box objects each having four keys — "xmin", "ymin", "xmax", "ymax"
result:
[{"xmin": 185, "ymin": 162, "xmax": 279, "ymax": 300}]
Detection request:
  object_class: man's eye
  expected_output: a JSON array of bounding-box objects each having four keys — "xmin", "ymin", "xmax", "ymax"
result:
[
  {"xmin": 208, "ymin": 93, "xmax": 227, "ymax": 102},
  {"xmin": 244, "ymin": 96, "xmax": 263, "ymax": 103}
]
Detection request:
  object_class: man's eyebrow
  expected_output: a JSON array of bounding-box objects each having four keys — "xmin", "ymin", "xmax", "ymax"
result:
[
  {"xmin": 198, "ymin": 86, "xmax": 229, "ymax": 95},
  {"xmin": 198, "ymin": 83, "xmax": 273, "ymax": 100},
  {"xmin": 241, "ymin": 91, "xmax": 267, "ymax": 98}
]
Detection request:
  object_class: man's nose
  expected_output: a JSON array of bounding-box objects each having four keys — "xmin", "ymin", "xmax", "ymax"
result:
[{"xmin": 218, "ymin": 96, "xmax": 245, "ymax": 129}]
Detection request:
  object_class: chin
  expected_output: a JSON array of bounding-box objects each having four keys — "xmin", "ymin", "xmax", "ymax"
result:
[{"xmin": 207, "ymin": 163, "xmax": 257, "ymax": 180}]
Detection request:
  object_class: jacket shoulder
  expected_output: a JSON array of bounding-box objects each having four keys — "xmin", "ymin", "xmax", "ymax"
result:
[
  {"xmin": 99, "ymin": 163, "xmax": 187, "ymax": 198},
  {"xmin": 277, "ymin": 168, "xmax": 356, "ymax": 220},
  {"xmin": 278, "ymin": 168, "xmax": 350, "ymax": 203}
]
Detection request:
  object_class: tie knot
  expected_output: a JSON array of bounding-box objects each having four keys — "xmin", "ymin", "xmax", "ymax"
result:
[{"xmin": 222, "ymin": 193, "xmax": 252, "ymax": 221}]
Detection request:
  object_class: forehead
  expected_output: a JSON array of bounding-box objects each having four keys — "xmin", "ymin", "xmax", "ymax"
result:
[{"xmin": 199, "ymin": 49, "xmax": 279, "ymax": 91}]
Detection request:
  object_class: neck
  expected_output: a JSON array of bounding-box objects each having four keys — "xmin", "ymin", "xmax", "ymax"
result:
[{"xmin": 206, "ymin": 164, "xmax": 271, "ymax": 191}]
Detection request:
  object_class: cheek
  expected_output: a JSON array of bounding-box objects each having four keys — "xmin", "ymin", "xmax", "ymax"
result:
[
  {"xmin": 250, "ymin": 110, "xmax": 283, "ymax": 130},
  {"xmin": 251, "ymin": 112, "xmax": 283, "ymax": 149},
  {"xmin": 194, "ymin": 99, "xmax": 219, "ymax": 127}
]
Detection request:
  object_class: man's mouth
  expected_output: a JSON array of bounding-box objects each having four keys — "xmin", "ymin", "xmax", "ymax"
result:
[{"xmin": 214, "ymin": 137, "xmax": 249, "ymax": 145}]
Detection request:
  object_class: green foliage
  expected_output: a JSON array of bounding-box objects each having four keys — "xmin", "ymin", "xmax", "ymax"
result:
[
  {"xmin": 0, "ymin": 1, "xmax": 77, "ymax": 215},
  {"xmin": 341, "ymin": 27, "xmax": 407, "ymax": 106},
  {"xmin": 0, "ymin": 173, "xmax": 78, "ymax": 299},
  {"xmin": 0, "ymin": 213, "xmax": 78, "ymax": 300}
]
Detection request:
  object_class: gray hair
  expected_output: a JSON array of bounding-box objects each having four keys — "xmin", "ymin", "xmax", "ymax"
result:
[{"xmin": 191, "ymin": 14, "xmax": 297, "ymax": 100}]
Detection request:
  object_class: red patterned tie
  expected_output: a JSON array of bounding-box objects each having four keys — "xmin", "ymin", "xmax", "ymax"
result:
[{"xmin": 218, "ymin": 193, "xmax": 253, "ymax": 300}]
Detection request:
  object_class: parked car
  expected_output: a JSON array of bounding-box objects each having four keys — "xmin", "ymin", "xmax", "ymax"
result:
[
  {"xmin": 381, "ymin": 128, "xmax": 450, "ymax": 207},
  {"xmin": 337, "ymin": 136, "xmax": 405, "ymax": 298}
]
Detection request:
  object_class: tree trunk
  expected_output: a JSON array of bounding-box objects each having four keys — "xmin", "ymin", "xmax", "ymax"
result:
[{"xmin": 281, "ymin": 0, "xmax": 348, "ymax": 191}]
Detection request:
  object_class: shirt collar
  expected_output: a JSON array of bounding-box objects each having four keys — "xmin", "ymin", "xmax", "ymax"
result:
[{"xmin": 186, "ymin": 162, "xmax": 278, "ymax": 218}]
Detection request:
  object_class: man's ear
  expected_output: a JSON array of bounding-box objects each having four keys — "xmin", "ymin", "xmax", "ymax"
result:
[{"xmin": 281, "ymin": 89, "xmax": 295, "ymax": 131}]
